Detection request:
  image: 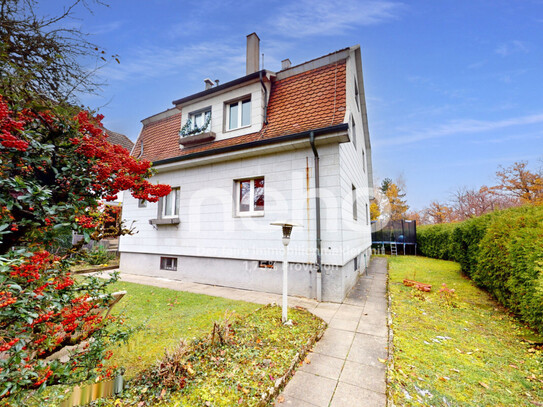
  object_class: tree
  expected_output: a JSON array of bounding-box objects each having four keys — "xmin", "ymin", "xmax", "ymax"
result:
[
  {"xmin": 380, "ymin": 178, "xmax": 409, "ymax": 221},
  {"xmin": 369, "ymin": 201, "xmax": 380, "ymax": 221},
  {"xmin": 424, "ymin": 201, "xmax": 455, "ymax": 224},
  {"xmin": 450, "ymin": 186, "xmax": 517, "ymax": 221},
  {"xmin": 0, "ymin": 0, "xmax": 117, "ymax": 104},
  {"xmin": 0, "ymin": 2, "xmax": 170, "ymax": 401},
  {"xmin": 493, "ymin": 161, "xmax": 543, "ymax": 205},
  {"xmin": 0, "ymin": 94, "xmax": 171, "ymax": 402}
]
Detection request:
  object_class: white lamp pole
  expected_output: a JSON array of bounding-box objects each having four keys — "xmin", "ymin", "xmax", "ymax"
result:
[
  {"xmin": 271, "ymin": 221, "xmax": 301, "ymax": 324},
  {"xmin": 281, "ymin": 235, "xmax": 289, "ymax": 323}
]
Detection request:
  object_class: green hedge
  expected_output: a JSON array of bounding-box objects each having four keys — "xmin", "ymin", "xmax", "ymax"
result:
[{"xmin": 417, "ymin": 205, "xmax": 543, "ymax": 333}]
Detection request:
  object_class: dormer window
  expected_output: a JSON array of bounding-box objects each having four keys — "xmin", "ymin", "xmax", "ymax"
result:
[
  {"xmin": 227, "ymin": 98, "xmax": 251, "ymax": 131},
  {"xmin": 180, "ymin": 108, "xmax": 211, "ymax": 138},
  {"xmin": 189, "ymin": 108, "xmax": 211, "ymax": 133}
]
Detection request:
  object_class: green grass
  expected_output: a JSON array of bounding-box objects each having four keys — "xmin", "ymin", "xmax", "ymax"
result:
[
  {"xmin": 388, "ymin": 256, "xmax": 543, "ymax": 407},
  {"xmin": 169, "ymin": 305, "xmax": 325, "ymax": 406},
  {"xmin": 106, "ymin": 281, "xmax": 260, "ymax": 377}
]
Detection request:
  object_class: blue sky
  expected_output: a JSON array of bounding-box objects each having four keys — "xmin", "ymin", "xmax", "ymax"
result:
[{"xmin": 42, "ymin": 0, "xmax": 543, "ymax": 210}]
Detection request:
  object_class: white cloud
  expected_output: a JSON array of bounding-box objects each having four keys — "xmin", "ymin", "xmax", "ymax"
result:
[
  {"xmin": 378, "ymin": 112, "xmax": 543, "ymax": 146},
  {"xmin": 98, "ymin": 40, "xmax": 246, "ymax": 83},
  {"xmin": 273, "ymin": 0, "xmax": 403, "ymax": 37},
  {"xmin": 495, "ymin": 40, "xmax": 528, "ymax": 57}
]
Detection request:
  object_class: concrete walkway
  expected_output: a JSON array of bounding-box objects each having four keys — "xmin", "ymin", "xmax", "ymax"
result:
[
  {"xmin": 277, "ymin": 257, "xmax": 388, "ymax": 407},
  {"xmin": 106, "ymin": 257, "xmax": 389, "ymax": 407}
]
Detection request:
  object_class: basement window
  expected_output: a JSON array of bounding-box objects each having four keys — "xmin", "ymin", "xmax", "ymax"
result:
[
  {"xmin": 258, "ymin": 260, "xmax": 275, "ymax": 269},
  {"xmin": 160, "ymin": 257, "xmax": 177, "ymax": 271},
  {"xmin": 227, "ymin": 98, "xmax": 251, "ymax": 130}
]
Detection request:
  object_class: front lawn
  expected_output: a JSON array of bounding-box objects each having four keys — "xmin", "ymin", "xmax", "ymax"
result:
[
  {"xmin": 105, "ymin": 280, "xmax": 261, "ymax": 377},
  {"xmin": 388, "ymin": 256, "xmax": 543, "ymax": 406}
]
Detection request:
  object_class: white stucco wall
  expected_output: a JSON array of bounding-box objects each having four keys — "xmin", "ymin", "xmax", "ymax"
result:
[{"xmin": 120, "ymin": 144, "xmax": 343, "ymax": 266}]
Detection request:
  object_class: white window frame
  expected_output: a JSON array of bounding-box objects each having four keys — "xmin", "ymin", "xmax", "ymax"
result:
[
  {"xmin": 188, "ymin": 108, "xmax": 211, "ymax": 133},
  {"xmin": 235, "ymin": 177, "xmax": 264, "ymax": 217},
  {"xmin": 161, "ymin": 187, "xmax": 180, "ymax": 219},
  {"xmin": 226, "ymin": 98, "xmax": 251, "ymax": 131}
]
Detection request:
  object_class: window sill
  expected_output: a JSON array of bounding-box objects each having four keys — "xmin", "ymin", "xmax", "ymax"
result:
[
  {"xmin": 235, "ymin": 211, "xmax": 265, "ymax": 218},
  {"xmin": 179, "ymin": 131, "xmax": 216, "ymax": 148},
  {"xmin": 225, "ymin": 124, "xmax": 251, "ymax": 133},
  {"xmin": 149, "ymin": 218, "xmax": 180, "ymax": 225}
]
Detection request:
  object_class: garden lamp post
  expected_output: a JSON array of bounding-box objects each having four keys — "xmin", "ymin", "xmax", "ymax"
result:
[{"xmin": 270, "ymin": 221, "xmax": 301, "ymax": 323}]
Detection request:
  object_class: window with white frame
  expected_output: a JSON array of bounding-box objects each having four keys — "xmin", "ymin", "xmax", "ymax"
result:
[
  {"xmin": 161, "ymin": 187, "xmax": 180, "ymax": 218},
  {"xmin": 188, "ymin": 108, "xmax": 211, "ymax": 134},
  {"xmin": 236, "ymin": 177, "xmax": 264, "ymax": 215},
  {"xmin": 227, "ymin": 98, "xmax": 251, "ymax": 130}
]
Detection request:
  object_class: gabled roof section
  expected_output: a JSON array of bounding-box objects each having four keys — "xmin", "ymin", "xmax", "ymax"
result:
[
  {"xmin": 104, "ymin": 129, "xmax": 134, "ymax": 152},
  {"xmin": 132, "ymin": 57, "xmax": 347, "ymax": 163},
  {"xmin": 133, "ymin": 108, "xmax": 181, "ymax": 161}
]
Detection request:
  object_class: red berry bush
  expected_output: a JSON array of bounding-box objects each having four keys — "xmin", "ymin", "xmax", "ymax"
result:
[{"xmin": 0, "ymin": 94, "xmax": 170, "ymax": 403}]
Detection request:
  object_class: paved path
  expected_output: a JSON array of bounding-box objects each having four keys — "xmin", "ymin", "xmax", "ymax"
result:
[
  {"xmin": 277, "ymin": 257, "xmax": 388, "ymax": 407},
  {"xmin": 106, "ymin": 257, "xmax": 389, "ymax": 407}
]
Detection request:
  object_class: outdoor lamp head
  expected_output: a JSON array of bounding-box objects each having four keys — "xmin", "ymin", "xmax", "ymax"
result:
[
  {"xmin": 282, "ymin": 225, "xmax": 293, "ymax": 239},
  {"xmin": 270, "ymin": 221, "xmax": 302, "ymax": 247}
]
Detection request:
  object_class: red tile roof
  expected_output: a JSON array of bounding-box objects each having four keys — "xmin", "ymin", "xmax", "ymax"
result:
[
  {"xmin": 133, "ymin": 59, "xmax": 346, "ymax": 163},
  {"xmin": 104, "ymin": 129, "xmax": 134, "ymax": 152}
]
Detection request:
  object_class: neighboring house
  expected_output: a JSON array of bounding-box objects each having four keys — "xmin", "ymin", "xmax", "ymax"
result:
[
  {"xmin": 119, "ymin": 33, "xmax": 374, "ymax": 302},
  {"xmin": 105, "ymin": 129, "xmax": 134, "ymax": 153}
]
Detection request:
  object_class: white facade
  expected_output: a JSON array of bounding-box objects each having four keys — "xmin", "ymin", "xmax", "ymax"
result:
[{"xmin": 120, "ymin": 44, "xmax": 373, "ymax": 302}]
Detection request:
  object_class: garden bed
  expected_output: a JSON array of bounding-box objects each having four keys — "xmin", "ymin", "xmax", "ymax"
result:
[
  {"xmin": 33, "ymin": 281, "xmax": 325, "ymax": 406},
  {"xmin": 388, "ymin": 256, "xmax": 543, "ymax": 406}
]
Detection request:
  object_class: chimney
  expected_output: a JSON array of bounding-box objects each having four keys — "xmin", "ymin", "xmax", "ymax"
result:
[
  {"xmin": 246, "ymin": 33, "xmax": 260, "ymax": 75},
  {"xmin": 281, "ymin": 59, "xmax": 292, "ymax": 70},
  {"xmin": 204, "ymin": 78, "xmax": 214, "ymax": 90}
]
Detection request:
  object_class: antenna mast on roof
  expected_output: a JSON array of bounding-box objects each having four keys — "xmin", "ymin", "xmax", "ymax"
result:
[{"xmin": 262, "ymin": 53, "xmax": 264, "ymax": 70}]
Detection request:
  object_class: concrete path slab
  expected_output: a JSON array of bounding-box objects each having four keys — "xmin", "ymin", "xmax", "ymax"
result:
[
  {"xmin": 276, "ymin": 257, "xmax": 389, "ymax": 406},
  {"xmin": 102, "ymin": 256, "xmax": 389, "ymax": 407}
]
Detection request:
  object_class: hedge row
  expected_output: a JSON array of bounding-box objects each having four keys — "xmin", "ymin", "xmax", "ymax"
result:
[{"xmin": 417, "ymin": 205, "xmax": 543, "ymax": 333}]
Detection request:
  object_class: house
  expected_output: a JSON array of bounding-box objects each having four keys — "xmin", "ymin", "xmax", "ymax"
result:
[{"xmin": 119, "ymin": 33, "xmax": 374, "ymax": 302}]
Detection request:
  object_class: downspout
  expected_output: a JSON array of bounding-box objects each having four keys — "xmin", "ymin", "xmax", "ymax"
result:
[
  {"xmin": 309, "ymin": 131, "xmax": 322, "ymax": 301},
  {"xmin": 259, "ymin": 71, "xmax": 268, "ymax": 124}
]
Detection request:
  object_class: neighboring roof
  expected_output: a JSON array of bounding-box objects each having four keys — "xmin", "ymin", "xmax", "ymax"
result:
[
  {"xmin": 104, "ymin": 129, "xmax": 134, "ymax": 152},
  {"xmin": 133, "ymin": 57, "xmax": 347, "ymax": 163}
]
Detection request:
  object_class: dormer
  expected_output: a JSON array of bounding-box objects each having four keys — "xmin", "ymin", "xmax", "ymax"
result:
[{"xmin": 174, "ymin": 33, "xmax": 274, "ymax": 149}]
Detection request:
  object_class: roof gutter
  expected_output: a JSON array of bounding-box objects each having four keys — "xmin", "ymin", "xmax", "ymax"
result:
[
  {"xmin": 153, "ymin": 123, "xmax": 348, "ymax": 166},
  {"xmin": 309, "ymin": 131, "xmax": 322, "ymax": 302}
]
